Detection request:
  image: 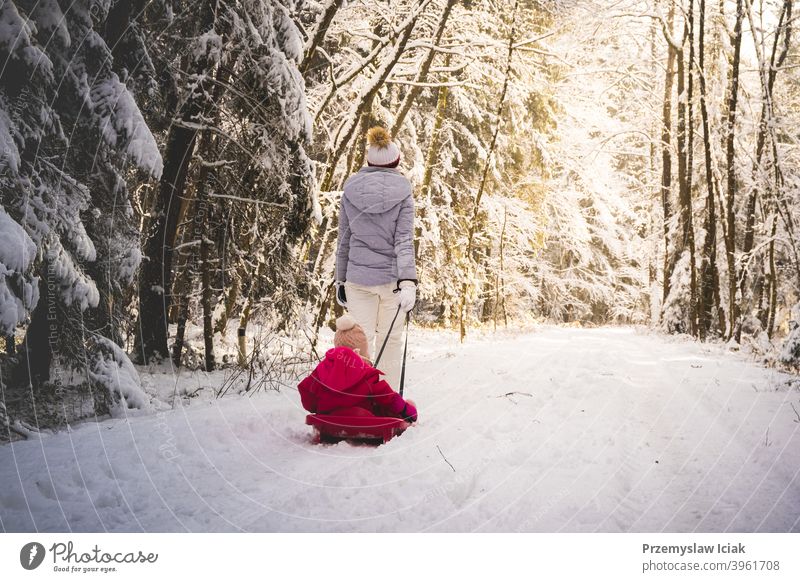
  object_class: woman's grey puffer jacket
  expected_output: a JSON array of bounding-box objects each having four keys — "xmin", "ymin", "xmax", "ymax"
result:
[{"xmin": 335, "ymin": 166, "xmax": 417, "ymax": 287}]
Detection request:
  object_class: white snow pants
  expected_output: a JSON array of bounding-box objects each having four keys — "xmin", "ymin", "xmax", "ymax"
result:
[{"xmin": 344, "ymin": 281, "xmax": 404, "ymax": 390}]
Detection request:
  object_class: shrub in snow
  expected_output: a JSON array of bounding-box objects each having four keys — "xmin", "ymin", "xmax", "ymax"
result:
[
  {"xmin": 88, "ymin": 337, "xmax": 150, "ymax": 416},
  {"xmin": 661, "ymin": 251, "xmax": 694, "ymax": 334},
  {"xmin": 779, "ymin": 304, "xmax": 800, "ymax": 370}
]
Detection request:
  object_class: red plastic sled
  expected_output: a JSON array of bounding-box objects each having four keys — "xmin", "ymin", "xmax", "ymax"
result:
[{"xmin": 306, "ymin": 414, "xmax": 409, "ymax": 444}]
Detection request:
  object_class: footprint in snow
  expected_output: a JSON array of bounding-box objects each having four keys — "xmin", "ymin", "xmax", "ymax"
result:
[{"xmin": 93, "ymin": 490, "xmax": 123, "ymax": 509}]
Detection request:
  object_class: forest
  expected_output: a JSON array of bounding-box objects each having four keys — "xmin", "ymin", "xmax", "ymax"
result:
[{"xmin": 1, "ymin": 0, "xmax": 800, "ymax": 432}]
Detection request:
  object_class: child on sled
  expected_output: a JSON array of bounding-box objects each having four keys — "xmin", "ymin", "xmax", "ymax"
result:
[{"xmin": 298, "ymin": 314, "xmax": 417, "ymax": 422}]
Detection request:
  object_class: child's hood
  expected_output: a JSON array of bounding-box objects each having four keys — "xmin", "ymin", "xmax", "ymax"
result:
[{"xmin": 314, "ymin": 346, "xmax": 378, "ymax": 391}]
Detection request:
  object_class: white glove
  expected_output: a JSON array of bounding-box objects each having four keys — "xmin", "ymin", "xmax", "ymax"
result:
[{"xmin": 397, "ymin": 281, "xmax": 416, "ymax": 313}]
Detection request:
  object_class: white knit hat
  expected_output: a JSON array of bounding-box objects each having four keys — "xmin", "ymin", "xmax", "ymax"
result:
[{"xmin": 366, "ymin": 126, "xmax": 401, "ymax": 167}]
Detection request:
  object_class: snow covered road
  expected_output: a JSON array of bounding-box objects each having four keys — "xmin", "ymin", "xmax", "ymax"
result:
[{"xmin": 2, "ymin": 326, "xmax": 799, "ymax": 532}]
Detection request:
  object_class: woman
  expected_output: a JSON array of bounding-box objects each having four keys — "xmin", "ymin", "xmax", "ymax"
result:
[{"xmin": 334, "ymin": 126, "xmax": 417, "ymax": 390}]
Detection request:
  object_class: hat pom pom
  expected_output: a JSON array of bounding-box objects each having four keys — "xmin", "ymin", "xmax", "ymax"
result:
[
  {"xmin": 336, "ymin": 314, "xmax": 356, "ymax": 331},
  {"xmin": 367, "ymin": 126, "xmax": 391, "ymax": 148}
]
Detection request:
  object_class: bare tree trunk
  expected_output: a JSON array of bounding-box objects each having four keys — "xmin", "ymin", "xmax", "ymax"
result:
[
  {"xmin": 686, "ymin": 1, "xmax": 698, "ymax": 336},
  {"xmin": 675, "ymin": 3, "xmax": 698, "ymax": 335},
  {"xmin": 697, "ymin": 0, "xmax": 721, "ymax": 339},
  {"xmin": 724, "ymin": 0, "xmax": 744, "ymax": 340},
  {"xmin": 169, "ymin": 191, "xmax": 200, "ymax": 366},
  {"xmin": 494, "ymin": 206, "xmax": 508, "ymax": 331},
  {"xmin": 659, "ymin": 4, "xmax": 678, "ymax": 308},
  {"xmin": 348, "ymin": 113, "xmax": 372, "ymax": 177},
  {"xmin": 200, "ymin": 219, "xmax": 215, "ymax": 372},
  {"xmin": 766, "ymin": 213, "xmax": 778, "ymax": 337},
  {"xmin": 300, "ymin": 0, "xmax": 344, "ymax": 76},
  {"xmin": 649, "ymin": 16, "xmax": 660, "ymax": 306},
  {"xmin": 135, "ymin": 0, "xmax": 219, "ymax": 363},
  {"xmin": 236, "ymin": 260, "xmax": 264, "ymax": 367},
  {"xmin": 715, "ymin": 181, "xmax": 730, "ymax": 333},
  {"xmin": 170, "ymin": 130, "xmax": 218, "ymax": 370},
  {"xmin": 214, "ymin": 275, "xmax": 239, "ymax": 335},
  {"xmin": 458, "ymin": 0, "xmax": 518, "ymax": 342},
  {"xmin": 195, "ymin": 136, "xmax": 219, "ymax": 372},
  {"xmin": 170, "ymin": 217, "xmax": 194, "ymax": 368},
  {"xmin": 171, "ymin": 298, "xmax": 190, "ymax": 367},
  {"xmin": 215, "ymin": 190, "xmax": 257, "ymax": 336}
]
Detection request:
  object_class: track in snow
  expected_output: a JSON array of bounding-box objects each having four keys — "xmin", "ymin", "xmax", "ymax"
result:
[{"xmin": 2, "ymin": 326, "xmax": 799, "ymax": 532}]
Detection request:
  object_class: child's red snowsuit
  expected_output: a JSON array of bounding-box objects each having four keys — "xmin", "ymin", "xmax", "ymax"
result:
[{"xmin": 298, "ymin": 347, "xmax": 417, "ymax": 422}]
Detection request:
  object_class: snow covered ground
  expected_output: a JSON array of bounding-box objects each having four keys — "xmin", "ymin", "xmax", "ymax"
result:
[{"xmin": 2, "ymin": 326, "xmax": 799, "ymax": 533}]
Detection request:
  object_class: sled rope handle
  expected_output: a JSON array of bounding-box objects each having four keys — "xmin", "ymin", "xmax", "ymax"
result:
[
  {"xmin": 373, "ymin": 304, "xmax": 401, "ymax": 369},
  {"xmin": 399, "ymin": 312, "xmax": 410, "ymax": 397},
  {"xmin": 373, "ymin": 305, "xmax": 411, "ymax": 396}
]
